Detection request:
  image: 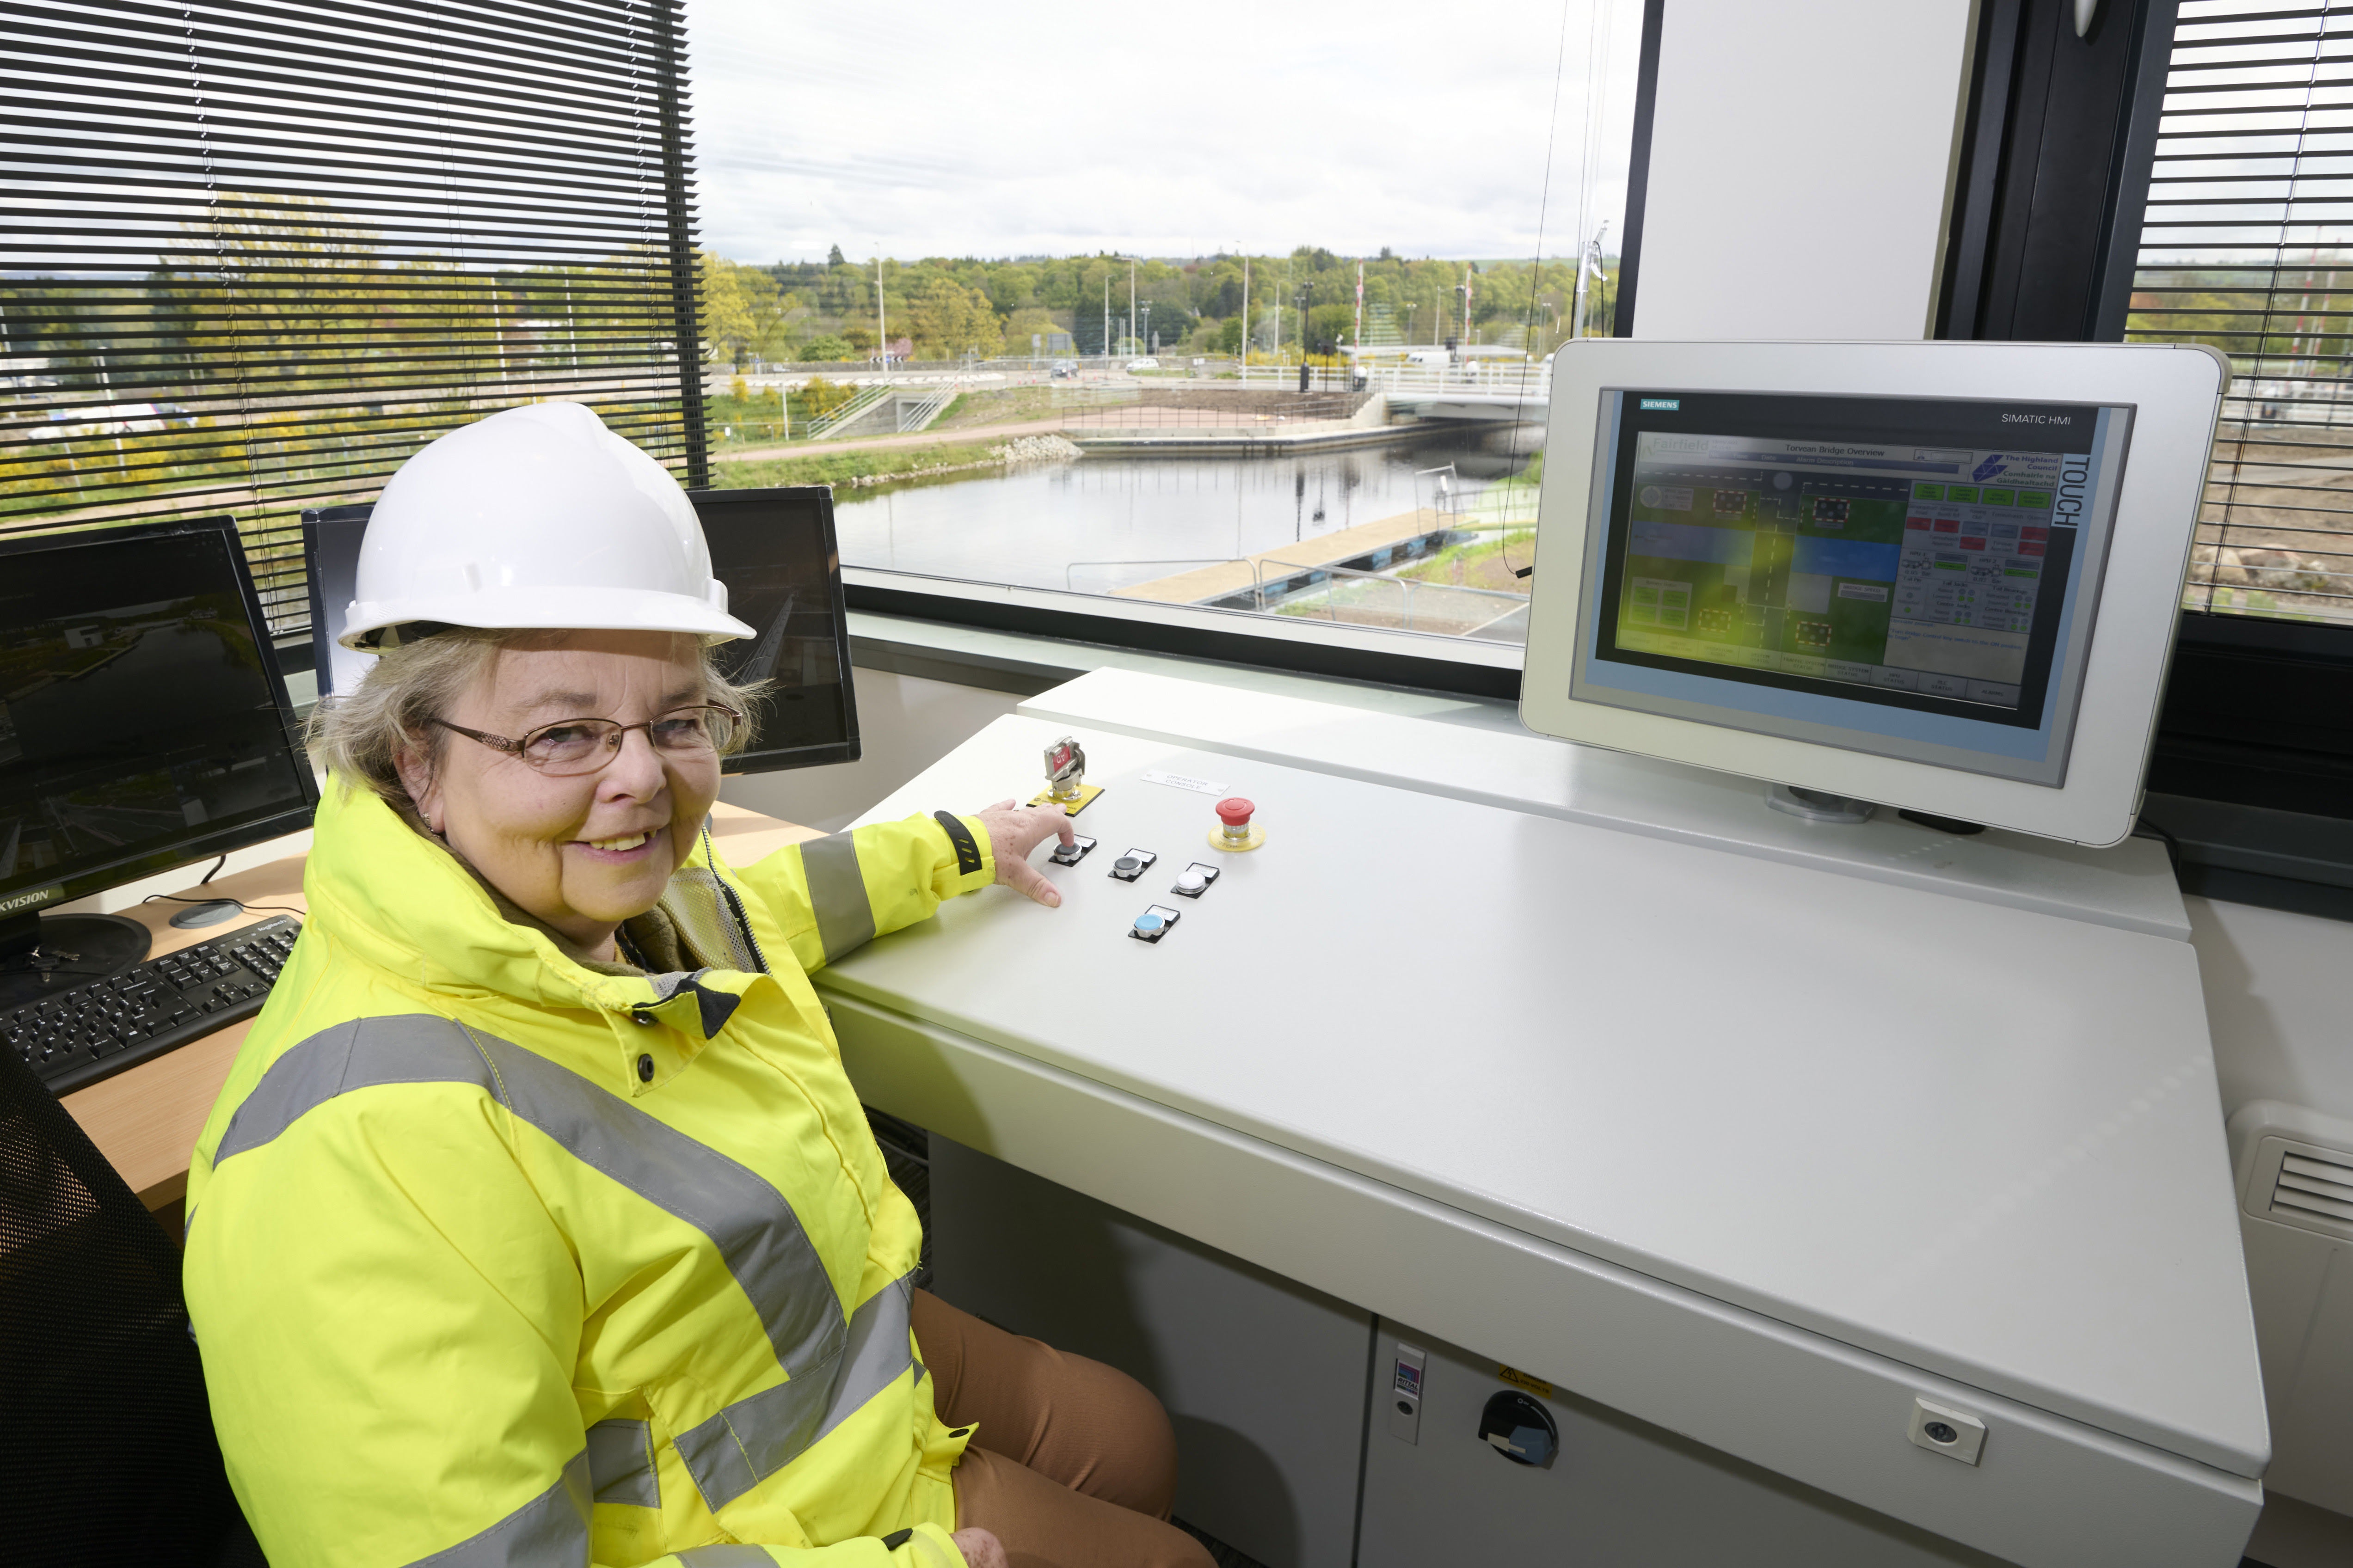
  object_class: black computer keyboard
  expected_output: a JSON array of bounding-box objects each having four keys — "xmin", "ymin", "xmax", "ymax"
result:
[{"xmin": 5, "ymin": 915, "xmax": 299, "ymax": 1096}]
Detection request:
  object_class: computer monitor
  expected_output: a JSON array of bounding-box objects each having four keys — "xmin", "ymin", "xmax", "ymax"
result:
[
  {"xmin": 302, "ymin": 504, "xmax": 374, "ymax": 700},
  {"xmin": 1519, "ymin": 340, "xmax": 2229, "ymax": 845},
  {"xmin": 304, "ymin": 486, "xmax": 859, "ymax": 772},
  {"xmin": 0, "ymin": 517, "xmax": 318, "ymax": 997},
  {"xmin": 687, "ymin": 487, "xmax": 862, "ymax": 772}
]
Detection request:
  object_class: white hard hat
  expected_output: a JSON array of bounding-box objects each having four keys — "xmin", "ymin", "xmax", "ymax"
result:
[{"xmin": 341, "ymin": 401, "xmax": 755, "ymax": 649}]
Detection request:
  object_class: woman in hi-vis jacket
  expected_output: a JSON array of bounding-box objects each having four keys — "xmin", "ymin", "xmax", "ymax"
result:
[{"xmin": 183, "ymin": 402, "xmax": 1214, "ymax": 1568}]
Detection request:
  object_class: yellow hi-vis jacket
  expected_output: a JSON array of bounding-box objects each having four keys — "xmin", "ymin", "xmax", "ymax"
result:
[{"xmin": 184, "ymin": 782, "xmax": 998, "ymax": 1568}]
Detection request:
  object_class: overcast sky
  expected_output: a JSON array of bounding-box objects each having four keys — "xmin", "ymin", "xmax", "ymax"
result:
[{"xmin": 683, "ymin": 0, "xmax": 1642, "ymax": 267}]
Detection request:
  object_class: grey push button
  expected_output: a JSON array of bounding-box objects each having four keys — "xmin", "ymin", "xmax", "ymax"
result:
[
  {"xmin": 1109, "ymin": 848, "xmax": 1158, "ymax": 882},
  {"xmin": 1908, "ymin": 1396, "xmax": 1986, "ymax": 1465},
  {"xmin": 1050, "ymin": 835, "xmax": 1098, "ymax": 866},
  {"xmin": 1388, "ymin": 1343, "xmax": 1427, "ymax": 1445},
  {"xmin": 1130, "ymin": 905, "xmax": 1181, "ymax": 943},
  {"xmin": 1171, "ymin": 862, "xmax": 1220, "ymax": 898}
]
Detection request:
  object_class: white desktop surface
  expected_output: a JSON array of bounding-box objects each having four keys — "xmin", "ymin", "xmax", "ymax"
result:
[
  {"xmin": 822, "ymin": 712, "xmax": 2263, "ymax": 1488},
  {"xmin": 1020, "ymin": 668, "xmax": 2193, "ymax": 941}
]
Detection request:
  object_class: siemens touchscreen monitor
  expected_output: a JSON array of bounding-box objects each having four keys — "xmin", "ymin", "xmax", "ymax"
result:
[
  {"xmin": 1574, "ymin": 391, "xmax": 2124, "ymax": 788},
  {"xmin": 1520, "ymin": 341, "xmax": 2227, "ymax": 845}
]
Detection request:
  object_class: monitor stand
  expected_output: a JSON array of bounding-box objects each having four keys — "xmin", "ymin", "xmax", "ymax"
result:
[
  {"xmin": 0, "ymin": 909, "xmax": 154, "ymax": 1011},
  {"xmin": 1763, "ymin": 784, "xmax": 1875, "ymax": 825}
]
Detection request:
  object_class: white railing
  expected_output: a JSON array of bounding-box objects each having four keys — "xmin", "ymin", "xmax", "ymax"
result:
[
  {"xmin": 896, "ymin": 386, "xmax": 956, "ymax": 432},
  {"xmin": 805, "ymin": 381, "xmax": 896, "ymax": 439}
]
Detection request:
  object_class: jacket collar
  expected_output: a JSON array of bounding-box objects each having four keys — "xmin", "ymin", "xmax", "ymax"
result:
[{"xmin": 305, "ymin": 782, "xmax": 750, "ymax": 1040}]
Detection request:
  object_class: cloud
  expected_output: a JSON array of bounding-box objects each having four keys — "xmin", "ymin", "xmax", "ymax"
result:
[{"xmin": 684, "ymin": 0, "xmax": 1643, "ymax": 264}]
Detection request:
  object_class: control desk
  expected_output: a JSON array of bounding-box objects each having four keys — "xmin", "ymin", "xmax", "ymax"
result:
[{"xmin": 814, "ymin": 676, "xmax": 2265, "ymax": 1568}]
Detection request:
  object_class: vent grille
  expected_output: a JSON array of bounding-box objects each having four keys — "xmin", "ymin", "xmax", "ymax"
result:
[{"xmin": 2274, "ymin": 1148, "xmax": 2353, "ymax": 1228}]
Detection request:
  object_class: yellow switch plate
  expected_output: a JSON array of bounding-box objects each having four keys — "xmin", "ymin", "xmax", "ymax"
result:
[{"xmin": 1030, "ymin": 784, "xmax": 1102, "ymax": 817}]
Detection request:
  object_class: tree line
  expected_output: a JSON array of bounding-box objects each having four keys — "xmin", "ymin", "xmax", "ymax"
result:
[{"xmin": 700, "ymin": 244, "xmax": 1616, "ymax": 368}]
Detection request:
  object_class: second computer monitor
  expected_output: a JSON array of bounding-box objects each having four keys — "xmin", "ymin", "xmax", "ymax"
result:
[
  {"xmin": 688, "ymin": 486, "xmax": 861, "ymax": 772},
  {"xmin": 305, "ymin": 485, "xmax": 859, "ymax": 773}
]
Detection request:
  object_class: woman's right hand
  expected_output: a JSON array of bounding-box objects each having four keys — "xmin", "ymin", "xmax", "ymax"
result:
[{"xmin": 949, "ymin": 1526, "xmax": 1008, "ymax": 1568}]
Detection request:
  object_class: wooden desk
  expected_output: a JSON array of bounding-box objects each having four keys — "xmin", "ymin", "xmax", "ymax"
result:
[{"xmin": 63, "ymin": 802, "xmax": 821, "ymax": 1213}]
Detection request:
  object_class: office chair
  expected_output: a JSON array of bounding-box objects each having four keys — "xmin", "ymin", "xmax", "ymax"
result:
[{"xmin": 0, "ymin": 1044, "xmax": 263, "ymax": 1565}]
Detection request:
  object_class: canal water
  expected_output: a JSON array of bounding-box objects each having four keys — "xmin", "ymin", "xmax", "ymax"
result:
[{"xmin": 834, "ymin": 436, "xmax": 1530, "ymax": 596}]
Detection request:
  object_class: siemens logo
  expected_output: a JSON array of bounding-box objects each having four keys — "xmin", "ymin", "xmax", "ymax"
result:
[
  {"xmin": 0, "ymin": 885, "xmax": 62, "ymax": 916},
  {"xmin": 1638, "ymin": 398, "xmax": 1680, "ymax": 410}
]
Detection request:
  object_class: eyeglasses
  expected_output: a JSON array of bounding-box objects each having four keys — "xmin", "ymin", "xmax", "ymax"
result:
[{"xmin": 433, "ymin": 704, "xmax": 743, "ymax": 777}]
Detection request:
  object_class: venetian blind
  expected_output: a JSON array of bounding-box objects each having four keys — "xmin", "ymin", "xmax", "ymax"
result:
[
  {"xmin": 2127, "ymin": 0, "xmax": 2353, "ymax": 624},
  {"xmin": 1, "ymin": 0, "xmax": 708, "ymax": 637}
]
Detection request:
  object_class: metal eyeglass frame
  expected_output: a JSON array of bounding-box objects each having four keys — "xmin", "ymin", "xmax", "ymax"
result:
[{"xmin": 431, "ymin": 704, "xmax": 744, "ymax": 774}]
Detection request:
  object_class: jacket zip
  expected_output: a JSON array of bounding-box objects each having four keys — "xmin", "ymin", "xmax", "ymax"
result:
[{"xmin": 703, "ymin": 821, "xmax": 772, "ymax": 975}]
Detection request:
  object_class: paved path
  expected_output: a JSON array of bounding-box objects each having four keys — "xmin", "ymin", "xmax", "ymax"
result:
[
  {"xmin": 1115, "ymin": 508, "xmax": 1456, "ymax": 606},
  {"xmin": 714, "ymin": 402, "xmax": 1354, "ymax": 465},
  {"xmin": 716, "ymin": 416, "xmax": 1072, "ymax": 465}
]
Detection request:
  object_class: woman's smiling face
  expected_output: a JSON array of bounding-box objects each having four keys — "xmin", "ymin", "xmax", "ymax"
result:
[{"xmin": 396, "ymin": 629, "xmax": 719, "ymax": 958}]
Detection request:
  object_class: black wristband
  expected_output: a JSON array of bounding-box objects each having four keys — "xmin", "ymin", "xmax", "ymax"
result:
[{"xmin": 933, "ymin": 809, "xmax": 984, "ymax": 876}]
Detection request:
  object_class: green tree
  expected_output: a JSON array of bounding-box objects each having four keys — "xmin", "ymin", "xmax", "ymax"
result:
[{"xmin": 907, "ymin": 277, "xmax": 1003, "ymax": 359}]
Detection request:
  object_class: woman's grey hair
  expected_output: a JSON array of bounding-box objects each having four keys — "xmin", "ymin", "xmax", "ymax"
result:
[{"xmin": 307, "ymin": 627, "xmax": 767, "ymax": 804}]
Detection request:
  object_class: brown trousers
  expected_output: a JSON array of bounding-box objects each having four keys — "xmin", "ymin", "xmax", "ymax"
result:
[{"xmin": 912, "ymin": 1290, "xmax": 1215, "ymax": 1568}]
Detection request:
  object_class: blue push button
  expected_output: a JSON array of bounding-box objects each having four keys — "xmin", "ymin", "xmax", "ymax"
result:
[{"xmin": 1130, "ymin": 906, "xmax": 1179, "ymax": 943}]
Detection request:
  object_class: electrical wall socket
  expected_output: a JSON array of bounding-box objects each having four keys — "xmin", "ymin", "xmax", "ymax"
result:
[{"xmin": 1386, "ymin": 1343, "xmax": 1427, "ymax": 1445}]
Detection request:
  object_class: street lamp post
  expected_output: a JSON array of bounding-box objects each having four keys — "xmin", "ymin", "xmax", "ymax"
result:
[
  {"xmin": 1108, "ymin": 255, "xmax": 1147, "ymax": 365},
  {"xmin": 1141, "ymin": 301, "xmax": 1152, "ymax": 360},
  {"xmin": 1295, "ymin": 285, "xmax": 1311, "ymax": 393}
]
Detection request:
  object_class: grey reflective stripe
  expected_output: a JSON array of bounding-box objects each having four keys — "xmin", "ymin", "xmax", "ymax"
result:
[
  {"xmin": 797, "ymin": 832, "xmax": 875, "ymax": 962},
  {"xmin": 675, "ymin": 1272, "xmax": 917, "ymax": 1511},
  {"xmin": 210, "ymin": 1015, "xmax": 846, "ymax": 1403},
  {"xmin": 817, "ymin": 1273, "xmax": 916, "ymax": 1451},
  {"xmin": 212, "ymin": 1016, "xmax": 494, "ymax": 1165},
  {"xmin": 675, "ymin": 1548, "xmax": 777, "ymax": 1566},
  {"xmin": 207, "ymin": 1017, "xmax": 916, "ymax": 1523},
  {"xmin": 406, "ymin": 1447, "xmax": 589, "ymax": 1568},
  {"xmin": 585, "ymin": 1418, "xmax": 659, "ymax": 1508}
]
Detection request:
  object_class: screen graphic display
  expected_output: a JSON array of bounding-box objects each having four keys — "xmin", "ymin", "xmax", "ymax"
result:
[
  {"xmin": 1572, "ymin": 391, "xmax": 2131, "ymax": 786},
  {"xmin": 0, "ymin": 526, "xmax": 312, "ymax": 902}
]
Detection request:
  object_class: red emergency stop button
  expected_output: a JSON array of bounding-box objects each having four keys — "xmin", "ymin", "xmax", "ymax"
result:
[{"xmin": 1211, "ymin": 796, "xmax": 1264, "ymax": 852}]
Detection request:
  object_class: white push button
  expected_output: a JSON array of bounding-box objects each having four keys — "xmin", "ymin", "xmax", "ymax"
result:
[{"xmin": 1175, "ymin": 870, "xmax": 1206, "ymax": 895}]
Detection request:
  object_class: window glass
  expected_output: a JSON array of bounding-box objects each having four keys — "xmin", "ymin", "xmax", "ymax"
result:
[
  {"xmin": 2127, "ymin": 0, "xmax": 2353, "ymax": 625},
  {"xmin": 685, "ymin": 0, "xmax": 1644, "ymax": 653}
]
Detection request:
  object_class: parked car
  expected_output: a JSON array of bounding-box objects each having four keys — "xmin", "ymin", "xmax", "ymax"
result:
[{"xmin": 1126, "ymin": 357, "xmax": 1159, "ymax": 372}]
